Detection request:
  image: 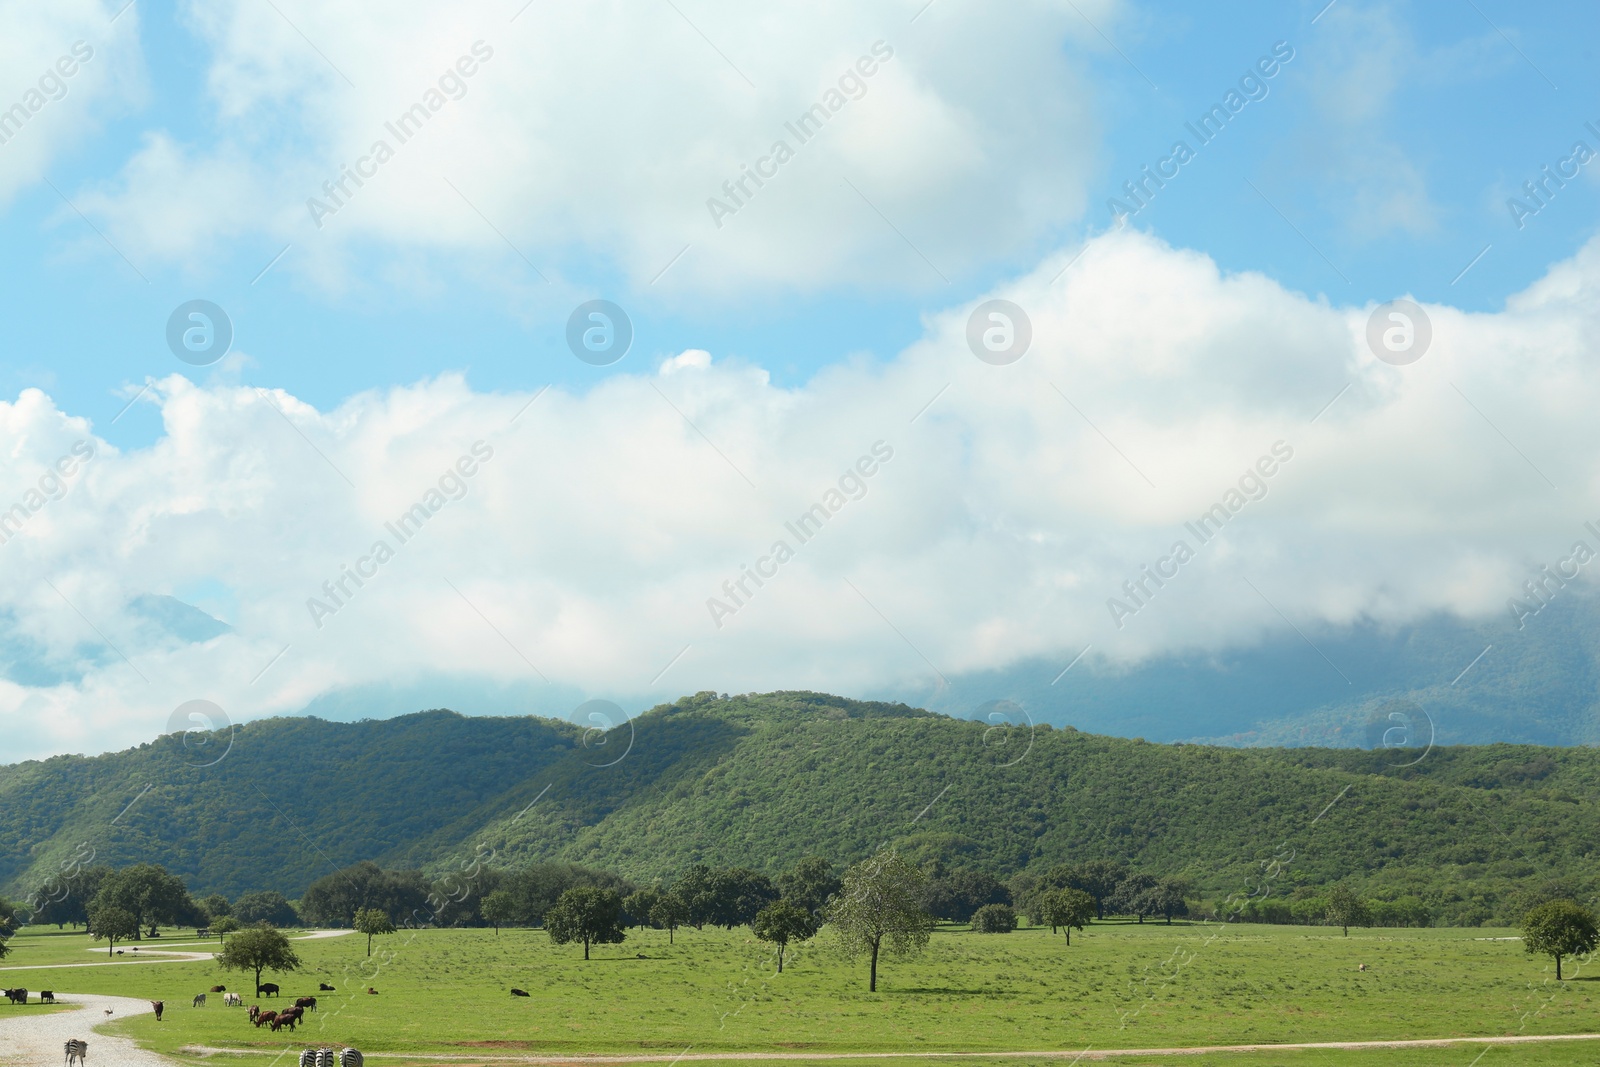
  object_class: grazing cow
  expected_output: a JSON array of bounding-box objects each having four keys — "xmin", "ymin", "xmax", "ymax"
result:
[
  {"xmin": 192, "ymin": 994, "xmax": 206, "ymax": 1008},
  {"xmin": 64, "ymin": 1039, "xmax": 87, "ymax": 1067},
  {"xmin": 319, "ymin": 983, "xmax": 335, "ymax": 991},
  {"xmin": 258, "ymin": 983, "xmax": 280, "ymax": 997},
  {"xmin": 6, "ymin": 988, "xmax": 28, "ymax": 1005},
  {"xmin": 151, "ymin": 1001, "xmax": 164, "ymax": 1022},
  {"xmin": 295, "ymin": 996, "xmax": 318, "ymax": 1012},
  {"xmin": 510, "ymin": 988, "xmax": 530, "ymax": 997},
  {"xmin": 224, "ymin": 993, "xmax": 242, "ymax": 1007},
  {"xmin": 209, "ymin": 985, "xmax": 226, "ymax": 993},
  {"xmin": 273, "ymin": 1010, "xmax": 301, "ymax": 1032},
  {"xmin": 248, "ymin": 1005, "xmax": 261, "ymax": 1023},
  {"xmin": 41, "ymin": 991, "xmax": 55, "ymax": 1004},
  {"xmin": 254, "ymin": 1010, "xmax": 277, "ymax": 1029},
  {"xmin": 340, "ymin": 1049, "xmax": 364, "ymax": 1067}
]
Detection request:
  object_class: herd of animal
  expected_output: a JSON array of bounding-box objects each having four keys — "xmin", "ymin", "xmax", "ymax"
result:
[{"xmin": 33, "ymin": 989, "xmax": 366, "ymax": 1067}]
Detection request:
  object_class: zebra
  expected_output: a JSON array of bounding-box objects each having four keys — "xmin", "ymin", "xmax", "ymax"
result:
[
  {"xmin": 339, "ymin": 1049, "xmax": 363, "ymax": 1067},
  {"xmin": 317, "ymin": 1050, "xmax": 336, "ymax": 1067},
  {"xmin": 64, "ymin": 1039, "xmax": 87, "ymax": 1067}
]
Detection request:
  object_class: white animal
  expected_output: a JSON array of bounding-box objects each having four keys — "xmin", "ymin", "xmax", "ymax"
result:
[{"xmin": 224, "ymin": 993, "xmax": 242, "ymax": 1007}]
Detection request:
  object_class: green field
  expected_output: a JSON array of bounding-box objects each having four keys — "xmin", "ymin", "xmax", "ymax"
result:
[{"xmin": 2, "ymin": 920, "xmax": 1597, "ymax": 1067}]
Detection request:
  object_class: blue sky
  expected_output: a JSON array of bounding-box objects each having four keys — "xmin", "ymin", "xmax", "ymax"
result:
[
  {"xmin": 3, "ymin": 0, "xmax": 1595, "ymax": 443},
  {"xmin": 3, "ymin": 0, "xmax": 1600, "ymax": 762}
]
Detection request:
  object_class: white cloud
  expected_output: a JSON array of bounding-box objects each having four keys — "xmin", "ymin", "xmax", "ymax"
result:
[
  {"xmin": 2, "ymin": 226, "xmax": 1599, "ymax": 763},
  {"xmin": 73, "ymin": 0, "xmax": 1109, "ymax": 292},
  {"xmin": 0, "ymin": 0, "xmax": 143, "ymax": 207}
]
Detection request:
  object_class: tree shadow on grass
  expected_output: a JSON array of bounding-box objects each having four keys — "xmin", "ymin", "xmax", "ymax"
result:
[{"xmin": 887, "ymin": 987, "xmax": 1001, "ymax": 995}]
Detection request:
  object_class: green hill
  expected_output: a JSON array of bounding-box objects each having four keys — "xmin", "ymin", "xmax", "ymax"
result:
[{"xmin": 2, "ymin": 691, "xmax": 1597, "ymax": 924}]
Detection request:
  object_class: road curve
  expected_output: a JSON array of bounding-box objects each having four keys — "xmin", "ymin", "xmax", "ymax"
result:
[{"xmin": 0, "ymin": 992, "xmax": 176, "ymax": 1067}]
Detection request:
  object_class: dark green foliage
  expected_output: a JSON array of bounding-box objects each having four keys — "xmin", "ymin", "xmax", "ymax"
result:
[
  {"xmin": 1521, "ymin": 899, "xmax": 1599, "ymax": 979},
  {"xmin": 90, "ymin": 863, "xmax": 197, "ymax": 938},
  {"xmin": 199, "ymin": 893, "xmax": 231, "ymax": 920},
  {"xmin": 297, "ymin": 862, "xmax": 425, "ymax": 926},
  {"xmin": 923, "ymin": 868, "xmax": 1011, "ymax": 922},
  {"xmin": 544, "ymin": 886, "xmax": 626, "ymax": 959},
  {"xmin": 776, "ymin": 857, "xmax": 841, "ymax": 915},
  {"xmin": 497, "ymin": 862, "xmax": 633, "ymax": 927},
  {"xmin": 231, "ymin": 889, "xmax": 299, "ymax": 927},
  {"xmin": 971, "ymin": 903, "xmax": 1016, "ymax": 933}
]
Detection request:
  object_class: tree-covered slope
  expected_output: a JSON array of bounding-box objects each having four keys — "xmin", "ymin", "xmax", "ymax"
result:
[
  {"xmin": 0, "ymin": 710, "xmax": 582, "ymax": 898},
  {"xmin": 3, "ymin": 691, "xmax": 1599, "ymax": 924}
]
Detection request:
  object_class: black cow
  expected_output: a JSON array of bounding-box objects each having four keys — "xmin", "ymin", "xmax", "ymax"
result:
[
  {"xmin": 510, "ymin": 988, "xmax": 530, "ymax": 997},
  {"xmin": 257, "ymin": 983, "xmax": 280, "ymax": 997}
]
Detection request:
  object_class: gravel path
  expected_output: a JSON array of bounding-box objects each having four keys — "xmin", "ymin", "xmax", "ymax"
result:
[{"xmin": 0, "ymin": 992, "xmax": 176, "ymax": 1067}]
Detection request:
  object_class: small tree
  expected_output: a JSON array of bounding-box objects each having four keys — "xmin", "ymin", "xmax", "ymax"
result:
[
  {"xmin": 972, "ymin": 903, "xmax": 1017, "ymax": 933},
  {"xmin": 353, "ymin": 907, "xmax": 396, "ymax": 957},
  {"xmin": 88, "ymin": 904, "xmax": 139, "ymax": 957},
  {"xmin": 544, "ymin": 887, "xmax": 625, "ymax": 960},
  {"xmin": 649, "ymin": 892, "xmax": 689, "ymax": 945},
  {"xmin": 825, "ymin": 850, "xmax": 935, "ymax": 992},
  {"xmin": 623, "ymin": 888, "xmax": 662, "ymax": 930},
  {"xmin": 211, "ymin": 915, "xmax": 241, "ymax": 942},
  {"xmin": 481, "ymin": 890, "xmax": 516, "ymax": 935},
  {"xmin": 1325, "ymin": 885, "xmax": 1370, "ymax": 937},
  {"xmin": 1040, "ymin": 888, "xmax": 1095, "ymax": 945},
  {"xmin": 753, "ymin": 901, "xmax": 818, "ymax": 972},
  {"xmin": 200, "ymin": 894, "xmax": 232, "ymax": 921},
  {"xmin": 1523, "ymin": 900, "xmax": 1600, "ymax": 980},
  {"xmin": 214, "ymin": 924, "xmax": 302, "ymax": 995}
]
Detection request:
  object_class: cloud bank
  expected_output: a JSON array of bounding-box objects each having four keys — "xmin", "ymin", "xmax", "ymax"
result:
[{"xmin": 1, "ymin": 225, "xmax": 1596, "ymax": 762}]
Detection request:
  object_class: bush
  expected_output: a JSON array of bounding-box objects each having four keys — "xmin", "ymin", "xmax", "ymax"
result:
[{"xmin": 971, "ymin": 903, "xmax": 1016, "ymax": 933}]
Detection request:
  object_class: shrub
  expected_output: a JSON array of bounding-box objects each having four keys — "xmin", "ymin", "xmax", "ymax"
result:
[{"xmin": 972, "ymin": 903, "xmax": 1017, "ymax": 933}]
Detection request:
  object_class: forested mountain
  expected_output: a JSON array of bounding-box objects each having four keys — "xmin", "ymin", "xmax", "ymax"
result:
[{"xmin": 2, "ymin": 691, "xmax": 1598, "ymax": 925}]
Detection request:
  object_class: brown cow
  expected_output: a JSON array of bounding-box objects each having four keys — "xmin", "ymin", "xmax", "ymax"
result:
[
  {"xmin": 255, "ymin": 1010, "xmax": 277, "ymax": 1028},
  {"xmin": 209, "ymin": 985, "xmax": 226, "ymax": 993},
  {"xmin": 365, "ymin": 987, "xmax": 377, "ymax": 995},
  {"xmin": 151, "ymin": 1001, "xmax": 164, "ymax": 1022},
  {"xmin": 249, "ymin": 1005, "xmax": 261, "ymax": 1023},
  {"xmin": 295, "ymin": 996, "xmax": 317, "ymax": 1012}
]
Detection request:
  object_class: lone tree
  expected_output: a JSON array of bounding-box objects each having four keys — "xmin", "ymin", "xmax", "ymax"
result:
[
  {"xmin": 753, "ymin": 900, "xmax": 818, "ymax": 972},
  {"xmin": 649, "ymin": 892, "xmax": 689, "ymax": 945},
  {"xmin": 1325, "ymin": 885, "xmax": 1371, "ymax": 937},
  {"xmin": 545, "ymin": 887, "xmax": 626, "ymax": 960},
  {"xmin": 481, "ymin": 890, "xmax": 516, "ymax": 935},
  {"xmin": 1040, "ymin": 888, "xmax": 1096, "ymax": 945},
  {"xmin": 214, "ymin": 924, "xmax": 302, "ymax": 995},
  {"xmin": 210, "ymin": 915, "xmax": 241, "ymax": 942},
  {"xmin": 88, "ymin": 904, "xmax": 139, "ymax": 957},
  {"xmin": 1522, "ymin": 900, "xmax": 1600, "ymax": 980},
  {"xmin": 353, "ymin": 907, "xmax": 396, "ymax": 957},
  {"xmin": 825, "ymin": 850, "xmax": 935, "ymax": 992}
]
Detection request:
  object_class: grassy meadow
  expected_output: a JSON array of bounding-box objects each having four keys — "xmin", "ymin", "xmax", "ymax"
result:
[{"xmin": 0, "ymin": 921, "xmax": 1597, "ymax": 1067}]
